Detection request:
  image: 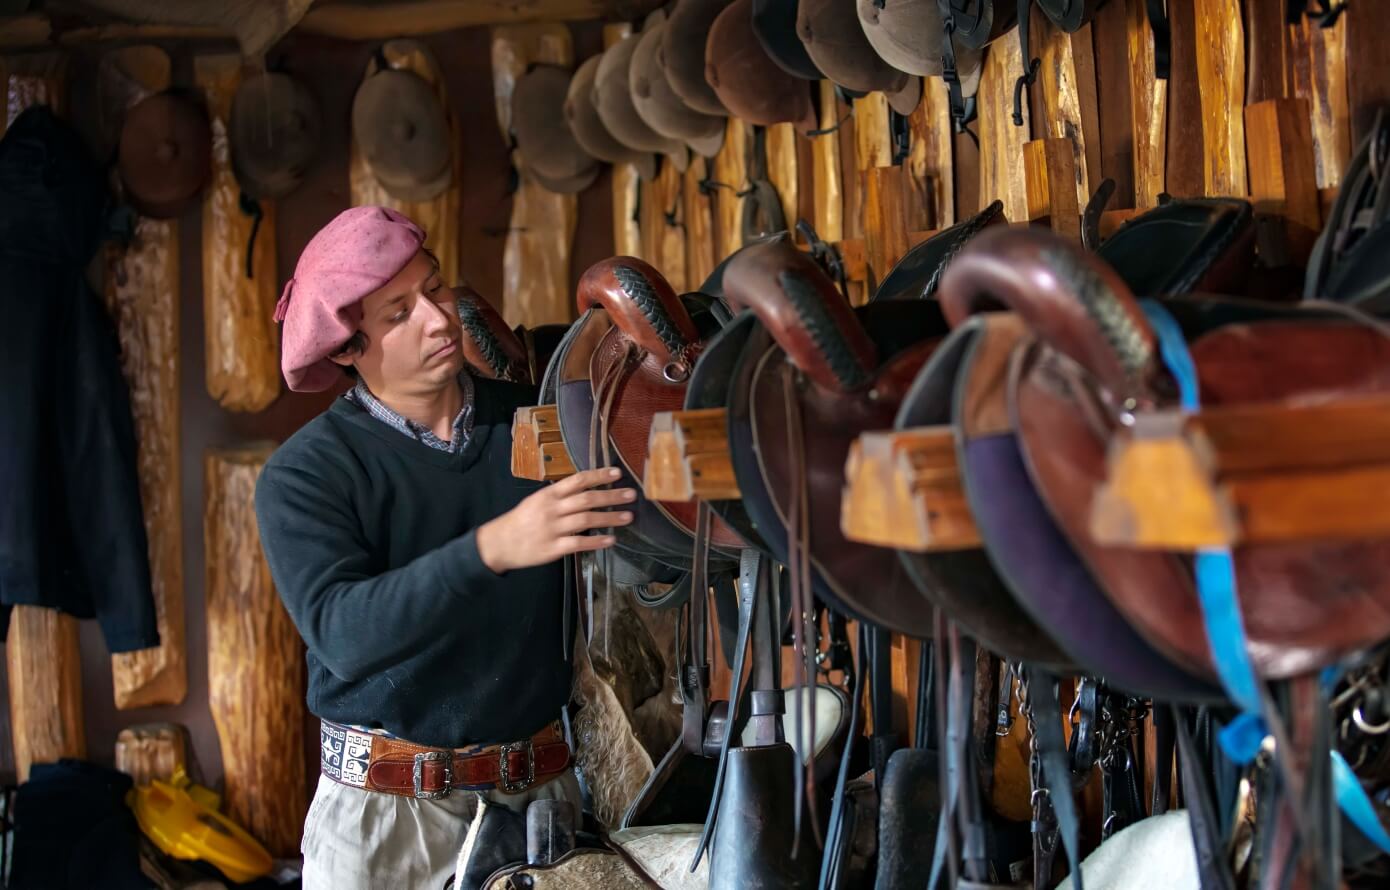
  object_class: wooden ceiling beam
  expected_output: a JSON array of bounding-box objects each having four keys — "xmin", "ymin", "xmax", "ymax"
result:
[{"xmin": 0, "ymin": 0, "xmax": 662, "ymax": 51}]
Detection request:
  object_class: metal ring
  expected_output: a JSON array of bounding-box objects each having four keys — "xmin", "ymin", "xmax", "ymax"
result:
[
  {"xmin": 662, "ymin": 361, "xmax": 689, "ymax": 383},
  {"xmin": 1353, "ymin": 704, "xmax": 1390, "ymax": 736}
]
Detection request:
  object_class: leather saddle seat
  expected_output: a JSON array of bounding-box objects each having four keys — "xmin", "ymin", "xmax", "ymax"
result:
[
  {"xmin": 939, "ymin": 227, "xmax": 1390, "ymax": 680},
  {"xmin": 720, "ymin": 238, "xmax": 953, "ymax": 638},
  {"xmin": 897, "ymin": 312, "xmax": 1220, "ymax": 699},
  {"xmin": 577, "ymin": 258, "xmax": 747, "ymax": 556}
]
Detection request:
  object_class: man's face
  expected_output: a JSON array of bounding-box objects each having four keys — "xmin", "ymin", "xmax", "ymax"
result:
[{"xmin": 340, "ymin": 250, "xmax": 464, "ymax": 395}]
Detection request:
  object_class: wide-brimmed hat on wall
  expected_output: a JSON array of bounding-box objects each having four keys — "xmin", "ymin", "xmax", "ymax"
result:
[
  {"xmin": 230, "ymin": 70, "xmax": 322, "ymax": 200},
  {"xmin": 797, "ymin": 0, "xmax": 921, "ymax": 115},
  {"xmin": 706, "ymin": 0, "xmax": 816, "ymax": 133},
  {"xmin": 630, "ymin": 12, "xmax": 725, "ymax": 158},
  {"xmin": 661, "ymin": 0, "xmax": 733, "ymax": 116},
  {"xmin": 594, "ymin": 32, "xmax": 690, "ymax": 171},
  {"xmin": 117, "ymin": 89, "xmax": 213, "ymax": 218},
  {"xmin": 564, "ymin": 54, "xmax": 660, "ymax": 181},
  {"xmin": 512, "ymin": 64, "xmax": 601, "ymax": 193},
  {"xmin": 351, "ymin": 67, "xmax": 452, "ymax": 202}
]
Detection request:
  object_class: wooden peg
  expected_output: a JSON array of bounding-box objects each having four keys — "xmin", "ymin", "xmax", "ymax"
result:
[
  {"xmin": 841, "ymin": 428, "xmax": 981, "ymax": 552},
  {"xmin": 1195, "ymin": 0, "xmax": 1247, "ymax": 198},
  {"xmin": 810, "ymin": 80, "xmax": 845, "ymax": 242},
  {"xmin": 645, "ymin": 409, "xmax": 740, "ymax": 501},
  {"xmin": 865, "ymin": 165, "xmax": 912, "ymax": 282},
  {"xmin": 116, "ymin": 723, "xmax": 188, "ymax": 787},
  {"xmin": 512, "ymin": 405, "xmax": 574, "ymax": 481},
  {"xmin": 1023, "ymin": 138, "xmax": 1082, "ymax": 240},
  {"xmin": 854, "ymin": 90, "xmax": 893, "ymax": 171},
  {"xmin": 1091, "ymin": 396, "xmax": 1390, "ymax": 548}
]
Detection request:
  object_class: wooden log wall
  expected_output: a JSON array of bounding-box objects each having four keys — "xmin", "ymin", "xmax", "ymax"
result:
[
  {"xmin": 492, "ymin": 24, "xmax": 580, "ymax": 326},
  {"xmin": 205, "ymin": 446, "xmax": 307, "ymax": 859},
  {"xmin": 101, "ymin": 46, "xmax": 189, "ymax": 712},
  {"xmin": 196, "ymin": 54, "xmax": 282, "ymax": 414}
]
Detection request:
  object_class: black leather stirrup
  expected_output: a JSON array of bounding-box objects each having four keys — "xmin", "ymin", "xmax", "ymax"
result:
[
  {"xmin": 703, "ymin": 552, "xmax": 818, "ymax": 889},
  {"xmin": 876, "ymin": 639, "xmax": 942, "ymax": 889}
]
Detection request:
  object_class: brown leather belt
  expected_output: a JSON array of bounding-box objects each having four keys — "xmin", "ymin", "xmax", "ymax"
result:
[{"xmin": 319, "ymin": 719, "xmax": 572, "ymax": 799}]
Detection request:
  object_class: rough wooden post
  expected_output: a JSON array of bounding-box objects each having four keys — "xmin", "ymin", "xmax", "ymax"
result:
[
  {"xmin": 103, "ymin": 46, "xmax": 188, "ymax": 711},
  {"xmin": 1129, "ymin": 0, "xmax": 1169, "ymax": 208},
  {"xmin": 115, "ymin": 723, "xmax": 189, "ymax": 787},
  {"xmin": 1023, "ymin": 138, "xmax": 1082, "ymax": 240},
  {"xmin": 1036, "ymin": 17, "xmax": 1092, "ymax": 213},
  {"xmin": 196, "ymin": 54, "xmax": 280, "ymax": 413},
  {"xmin": 1194, "ymin": 0, "xmax": 1246, "ymax": 197},
  {"xmin": 640, "ymin": 159, "xmax": 688, "ymax": 291},
  {"xmin": 493, "ymin": 25, "xmax": 577, "ymax": 327},
  {"xmin": 206, "ymin": 445, "xmax": 308, "ymax": 859},
  {"xmin": 1289, "ymin": 12, "xmax": 1349, "ymax": 191},
  {"xmin": 683, "ymin": 155, "xmax": 717, "ymax": 287},
  {"xmin": 978, "ymin": 38, "xmax": 1031, "ymax": 224},
  {"xmin": 909, "ymin": 77, "xmax": 954, "ymax": 231},
  {"xmin": 712, "ymin": 117, "xmax": 749, "ymax": 259},
  {"xmin": 810, "ymin": 79, "xmax": 845, "ymax": 242}
]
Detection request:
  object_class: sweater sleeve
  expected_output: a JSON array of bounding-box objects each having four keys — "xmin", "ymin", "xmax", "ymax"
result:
[{"xmin": 254, "ymin": 460, "xmax": 501, "ymax": 682}]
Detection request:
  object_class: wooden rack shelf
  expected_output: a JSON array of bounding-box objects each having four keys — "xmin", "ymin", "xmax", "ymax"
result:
[
  {"xmin": 511, "ymin": 405, "xmax": 575, "ymax": 482},
  {"xmin": 1091, "ymin": 395, "xmax": 1390, "ymax": 548},
  {"xmin": 644, "ymin": 409, "xmax": 740, "ymax": 501},
  {"xmin": 841, "ymin": 428, "xmax": 981, "ymax": 552}
]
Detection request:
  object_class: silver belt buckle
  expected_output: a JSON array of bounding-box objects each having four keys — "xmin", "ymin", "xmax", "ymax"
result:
[
  {"xmin": 413, "ymin": 750, "xmax": 452, "ymax": 799},
  {"xmin": 498, "ymin": 739, "xmax": 535, "ymax": 793}
]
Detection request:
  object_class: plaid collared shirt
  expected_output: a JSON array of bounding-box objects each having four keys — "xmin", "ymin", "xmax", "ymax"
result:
[{"xmin": 344, "ymin": 369, "xmax": 476, "ymax": 454}]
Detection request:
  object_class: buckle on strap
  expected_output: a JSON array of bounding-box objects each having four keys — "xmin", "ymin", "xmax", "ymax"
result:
[
  {"xmin": 498, "ymin": 739, "xmax": 535, "ymax": 793},
  {"xmin": 413, "ymin": 750, "xmax": 452, "ymax": 799}
]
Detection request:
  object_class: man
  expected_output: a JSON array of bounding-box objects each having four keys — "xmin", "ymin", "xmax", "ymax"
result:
[{"xmin": 255, "ymin": 206, "xmax": 633, "ymax": 888}]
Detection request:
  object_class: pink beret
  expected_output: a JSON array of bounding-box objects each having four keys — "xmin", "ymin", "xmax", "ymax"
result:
[{"xmin": 274, "ymin": 206, "xmax": 426, "ymax": 392}]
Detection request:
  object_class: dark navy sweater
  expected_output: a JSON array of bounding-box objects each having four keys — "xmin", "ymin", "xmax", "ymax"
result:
[{"xmin": 254, "ymin": 376, "xmax": 571, "ymax": 747}]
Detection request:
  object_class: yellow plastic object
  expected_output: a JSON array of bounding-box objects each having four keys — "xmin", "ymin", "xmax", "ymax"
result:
[{"xmin": 127, "ymin": 767, "xmax": 274, "ymax": 883}]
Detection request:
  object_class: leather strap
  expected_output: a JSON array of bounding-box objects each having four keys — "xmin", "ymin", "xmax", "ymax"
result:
[
  {"xmin": 940, "ymin": 9, "xmax": 978, "ymax": 134},
  {"xmin": 1013, "ymin": 0, "xmax": 1041, "ymax": 127},
  {"xmin": 818, "ymin": 620, "xmax": 868, "ymax": 890},
  {"xmin": 869, "ymin": 625, "xmax": 900, "ymax": 791},
  {"xmin": 320, "ymin": 720, "xmax": 571, "ymax": 799},
  {"xmin": 1025, "ymin": 666, "xmax": 1085, "ymax": 890},
  {"xmin": 1152, "ymin": 704, "xmax": 1176, "ymax": 815},
  {"xmin": 691, "ymin": 549, "xmax": 761, "ymax": 872},
  {"xmin": 1173, "ymin": 707, "xmax": 1237, "ymax": 890}
]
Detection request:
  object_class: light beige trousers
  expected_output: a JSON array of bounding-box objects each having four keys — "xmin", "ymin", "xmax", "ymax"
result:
[{"xmin": 300, "ymin": 770, "xmax": 583, "ymax": 890}]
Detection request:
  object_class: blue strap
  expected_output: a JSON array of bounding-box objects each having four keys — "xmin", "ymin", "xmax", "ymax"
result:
[{"xmin": 1140, "ymin": 299, "xmax": 1390, "ymax": 854}]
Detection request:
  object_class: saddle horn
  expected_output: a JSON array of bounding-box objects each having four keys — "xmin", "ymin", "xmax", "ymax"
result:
[
  {"xmin": 454, "ymin": 284, "xmax": 531, "ymax": 383},
  {"xmin": 938, "ymin": 227, "xmax": 1161, "ymax": 406},
  {"xmin": 721, "ymin": 239, "xmax": 878, "ymax": 392},
  {"xmin": 577, "ymin": 257, "xmax": 702, "ymax": 370}
]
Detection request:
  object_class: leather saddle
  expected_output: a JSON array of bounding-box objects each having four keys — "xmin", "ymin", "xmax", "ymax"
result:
[
  {"xmin": 871, "ymin": 200, "xmax": 1007, "ymax": 303},
  {"xmin": 939, "ymin": 226, "xmax": 1390, "ymax": 680},
  {"xmin": 455, "ymin": 284, "xmax": 565, "ymax": 385},
  {"xmin": 720, "ymin": 237, "xmax": 953, "ymax": 638}
]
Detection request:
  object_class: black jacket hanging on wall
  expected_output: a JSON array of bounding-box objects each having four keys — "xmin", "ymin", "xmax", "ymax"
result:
[{"xmin": 0, "ymin": 106, "xmax": 160, "ymax": 652}]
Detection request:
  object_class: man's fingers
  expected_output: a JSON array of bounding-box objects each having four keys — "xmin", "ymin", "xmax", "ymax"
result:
[
  {"xmin": 555, "ymin": 487, "xmax": 637, "ymax": 514},
  {"xmin": 559, "ymin": 511, "xmax": 633, "ymax": 535},
  {"xmin": 549, "ymin": 467, "xmax": 622, "ymax": 497},
  {"xmin": 556, "ymin": 534, "xmax": 618, "ymax": 556}
]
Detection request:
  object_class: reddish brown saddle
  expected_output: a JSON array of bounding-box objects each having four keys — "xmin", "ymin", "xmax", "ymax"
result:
[
  {"xmin": 939, "ymin": 227, "xmax": 1390, "ymax": 679},
  {"xmin": 577, "ymin": 258, "xmax": 747, "ymax": 554},
  {"xmin": 721, "ymin": 238, "xmax": 953, "ymax": 638}
]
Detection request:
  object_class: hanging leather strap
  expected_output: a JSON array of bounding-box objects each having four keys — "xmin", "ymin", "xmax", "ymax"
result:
[
  {"xmin": 1025, "ymin": 666, "xmax": 1085, "ymax": 890},
  {"xmin": 690, "ymin": 549, "xmax": 761, "ymax": 872},
  {"xmin": 1146, "ymin": 0, "xmax": 1171, "ymax": 80},
  {"xmin": 818, "ymin": 622, "xmax": 869, "ymax": 890}
]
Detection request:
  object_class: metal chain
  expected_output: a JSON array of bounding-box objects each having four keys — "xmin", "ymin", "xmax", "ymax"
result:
[
  {"xmin": 1018, "ymin": 665, "xmax": 1058, "ymax": 857},
  {"xmin": 1096, "ymin": 690, "xmax": 1149, "ymax": 839},
  {"xmin": 997, "ymin": 662, "xmax": 1018, "ymax": 737}
]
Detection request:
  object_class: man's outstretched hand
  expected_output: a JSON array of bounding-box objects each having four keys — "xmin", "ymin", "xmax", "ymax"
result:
[{"xmin": 475, "ymin": 467, "xmax": 635, "ymax": 573}]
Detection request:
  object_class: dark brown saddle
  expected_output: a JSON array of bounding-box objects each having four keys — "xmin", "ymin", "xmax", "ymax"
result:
[
  {"xmin": 720, "ymin": 237, "xmax": 952, "ymax": 638},
  {"xmin": 939, "ymin": 226, "xmax": 1390, "ymax": 680},
  {"xmin": 454, "ymin": 284, "xmax": 565, "ymax": 385}
]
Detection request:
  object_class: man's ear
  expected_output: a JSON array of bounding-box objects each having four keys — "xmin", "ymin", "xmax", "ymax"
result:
[{"xmin": 328, "ymin": 349, "xmax": 359, "ymax": 369}]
